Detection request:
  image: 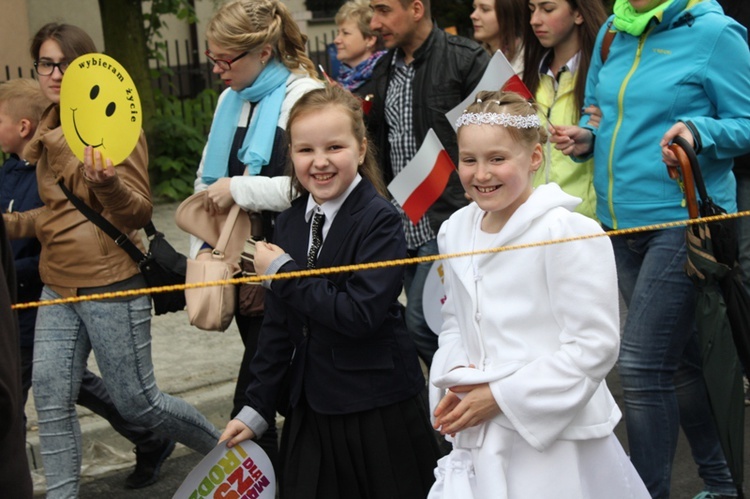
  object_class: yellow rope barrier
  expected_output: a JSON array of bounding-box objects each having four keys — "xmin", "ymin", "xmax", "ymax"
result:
[{"xmin": 11, "ymin": 210, "xmax": 750, "ymax": 310}]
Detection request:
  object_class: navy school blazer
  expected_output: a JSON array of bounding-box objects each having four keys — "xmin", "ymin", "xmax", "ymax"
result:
[{"xmin": 245, "ymin": 179, "xmax": 425, "ymax": 424}]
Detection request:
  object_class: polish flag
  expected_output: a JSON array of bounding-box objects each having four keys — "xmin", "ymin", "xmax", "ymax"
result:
[
  {"xmin": 446, "ymin": 50, "xmax": 533, "ymax": 131},
  {"xmin": 388, "ymin": 129, "xmax": 456, "ymax": 225}
]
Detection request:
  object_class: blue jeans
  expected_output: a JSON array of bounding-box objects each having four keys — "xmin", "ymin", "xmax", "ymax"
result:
[
  {"xmin": 404, "ymin": 238, "xmax": 439, "ymax": 368},
  {"xmin": 611, "ymin": 228, "xmax": 735, "ymax": 498},
  {"xmin": 33, "ymin": 287, "xmax": 220, "ymax": 498}
]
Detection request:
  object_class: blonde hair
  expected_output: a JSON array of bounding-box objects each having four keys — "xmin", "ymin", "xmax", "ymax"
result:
[
  {"xmin": 206, "ymin": 0, "xmax": 320, "ymax": 80},
  {"xmin": 460, "ymin": 90, "xmax": 547, "ymax": 150},
  {"xmin": 335, "ymin": 0, "xmax": 382, "ymax": 49},
  {"xmin": 0, "ymin": 79, "xmax": 49, "ymax": 125},
  {"xmin": 286, "ymin": 85, "xmax": 385, "ymax": 198}
]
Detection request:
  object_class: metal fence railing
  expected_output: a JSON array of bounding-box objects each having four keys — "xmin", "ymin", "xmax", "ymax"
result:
[{"xmin": 2, "ymin": 30, "xmax": 338, "ymax": 102}]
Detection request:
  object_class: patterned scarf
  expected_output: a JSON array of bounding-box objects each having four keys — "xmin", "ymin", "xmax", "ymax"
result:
[{"xmin": 337, "ymin": 51, "xmax": 386, "ymax": 92}]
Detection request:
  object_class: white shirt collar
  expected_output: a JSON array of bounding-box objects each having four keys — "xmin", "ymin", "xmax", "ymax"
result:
[
  {"xmin": 304, "ymin": 174, "xmax": 362, "ymax": 242},
  {"xmin": 540, "ymin": 50, "xmax": 581, "ymax": 79}
]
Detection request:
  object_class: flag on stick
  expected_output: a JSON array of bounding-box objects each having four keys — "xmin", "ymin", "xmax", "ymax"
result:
[
  {"xmin": 388, "ymin": 129, "xmax": 455, "ymax": 225},
  {"xmin": 445, "ymin": 50, "xmax": 533, "ymax": 131}
]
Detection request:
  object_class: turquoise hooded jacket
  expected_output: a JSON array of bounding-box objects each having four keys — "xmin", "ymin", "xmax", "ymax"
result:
[{"xmin": 581, "ymin": 0, "xmax": 750, "ymax": 229}]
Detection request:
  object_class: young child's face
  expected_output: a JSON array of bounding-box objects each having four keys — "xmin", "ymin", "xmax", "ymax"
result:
[
  {"xmin": 458, "ymin": 124, "xmax": 542, "ymax": 228},
  {"xmin": 0, "ymin": 104, "xmax": 25, "ymax": 155},
  {"xmin": 290, "ymin": 105, "xmax": 366, "ymax": 205}
]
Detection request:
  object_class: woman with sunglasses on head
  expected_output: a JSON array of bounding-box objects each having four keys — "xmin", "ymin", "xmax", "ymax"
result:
[
  {"xmin": 194, "ymin": 0, "xmax": 322, "ymax": 467},
  {"xmin": 2, "ymin": 22, "xmax": 221, "ymax": 498}
]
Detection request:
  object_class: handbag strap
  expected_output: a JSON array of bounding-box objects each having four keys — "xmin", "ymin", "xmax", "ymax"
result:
[
  {"xmin": 57, "ymin": 179, "xmax": 147, "ymax": 264},
  {"xmin": 213, "ymin": 204, "xmax": 242, "ymax": 256}
]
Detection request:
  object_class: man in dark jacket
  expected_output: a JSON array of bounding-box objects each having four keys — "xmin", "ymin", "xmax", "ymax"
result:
[{"xmin": 368, "ymin": 0, "xmax": 489, "ymax": 367}]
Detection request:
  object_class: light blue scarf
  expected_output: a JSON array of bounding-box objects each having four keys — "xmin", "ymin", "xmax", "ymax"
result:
[{"xmin": 202, "ymin": 59, "xmax": 291, "ymax": 184}]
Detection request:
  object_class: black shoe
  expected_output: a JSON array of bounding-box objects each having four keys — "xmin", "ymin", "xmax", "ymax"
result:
[{"xmin": 125, "ymin": 439, "xmax": 176, "ymax": 489}]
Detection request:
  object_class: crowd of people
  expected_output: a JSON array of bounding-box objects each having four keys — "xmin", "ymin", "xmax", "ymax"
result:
[{"xmin": 1, "ymin": 0, "xmax": 749, "ymax": 498}]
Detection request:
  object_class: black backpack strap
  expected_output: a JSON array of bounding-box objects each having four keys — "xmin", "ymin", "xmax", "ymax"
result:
[
  {"xmin": 58, "ymin": 179, "xmax": 147, "ymax": 264},
  {"xmin": 143, "ymin": 220, "xmax": 159, "ymax": 239}
]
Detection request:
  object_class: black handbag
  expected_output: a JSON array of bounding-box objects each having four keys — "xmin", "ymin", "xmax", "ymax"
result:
[{"xmin": 58, "ymin": 180, "xmax": 187, "ymax": 315}]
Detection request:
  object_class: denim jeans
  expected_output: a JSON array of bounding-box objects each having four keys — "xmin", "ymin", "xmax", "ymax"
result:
[
  {"xmin": 33, "ymin": 287, "xmax": 220, "ymax": 498},
  {"xmin": 21, "ymin": 346, "xmax": 164, "ymax": 452},
  {"xmin": 404, "ymin": 238, "xmax": 439, "ymax": 368},
  {"xmin": 611, "ymin": 228, "xmax": 735, "ymax": 498}
]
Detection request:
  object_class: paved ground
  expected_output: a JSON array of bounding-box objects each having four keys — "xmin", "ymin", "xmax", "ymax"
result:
[{"xmin": 23, "ymin": 201, "xmax": 750, "ymax": 498}]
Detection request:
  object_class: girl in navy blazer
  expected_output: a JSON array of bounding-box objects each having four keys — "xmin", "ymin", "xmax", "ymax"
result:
[{"xmin": 220, "ymin": 85, "xmax": 441, "ymax": 498}]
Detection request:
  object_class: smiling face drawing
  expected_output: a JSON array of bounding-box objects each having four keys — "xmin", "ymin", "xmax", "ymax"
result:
[{"xmin": 60, "ymin": 53, "xmax": 141, "ymax": 165}]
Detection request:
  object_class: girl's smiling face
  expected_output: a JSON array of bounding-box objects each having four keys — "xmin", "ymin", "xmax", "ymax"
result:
[
  {"xmin": 458, "ymin": 123, "xmax": 542, "ymax": 232},
  {"xmin": 290, "ymin": 104, "xmax": 366, "ymax": 205}
]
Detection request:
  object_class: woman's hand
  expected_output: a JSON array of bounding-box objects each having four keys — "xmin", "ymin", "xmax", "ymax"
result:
[
  {"xmin": 583, "ymin": 105, "xmax": 602, "ymax": 129},
  {"xmin": 204, "ymin": 178, "xmax": 234, "ymax": 216},
  {"xmin": 254, "ymin": 241, "xmax": 286, "ymax": 276},
  {"xmin": 219, "ymin": 419, "xmax": 256, "ymax": 448},
  {"xmin": 433, "ymin": 382, "xmax": 501, "ymax": 437},
  {"xmin": 660, "ymin": 122, "xmax": 695, "ymax": 167},
  {"xmin": 549, "ymin": 125, "xmax": 594, "ymax": 157},
  {"xmin": 83, "ymin": 146, "xmax": 116, "ymax": 183}
]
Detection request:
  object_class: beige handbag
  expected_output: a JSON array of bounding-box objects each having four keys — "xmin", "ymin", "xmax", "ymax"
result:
[{"xmin": 181, "ymin": 202, "xmax": 246, "ymax": 332}]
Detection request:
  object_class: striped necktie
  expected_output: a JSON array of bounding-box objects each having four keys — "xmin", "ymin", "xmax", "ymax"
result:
[{"xmin": 307, "ymin": 212, "xmax": 325, "ymax": 269}]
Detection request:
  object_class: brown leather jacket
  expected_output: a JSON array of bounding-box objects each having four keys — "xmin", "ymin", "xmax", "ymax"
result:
[{"xmin": 3, "ymin": 105, "xmax": 152, "ymax": 297}]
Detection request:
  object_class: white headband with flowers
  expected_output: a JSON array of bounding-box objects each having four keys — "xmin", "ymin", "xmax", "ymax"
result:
[{"xmin": 456, "ymin": 112, "xmax": 541, "ymax": 129}]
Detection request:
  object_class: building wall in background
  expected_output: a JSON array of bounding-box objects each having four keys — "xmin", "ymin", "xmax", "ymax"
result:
[{"xmin": 2, "ymin": 0, "xmax": 333, "ymax": 80}]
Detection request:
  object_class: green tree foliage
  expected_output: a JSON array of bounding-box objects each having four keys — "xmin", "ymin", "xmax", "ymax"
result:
[
  {"xmin": 433, "ymin": 0, "xmax": 474, "ymax": 38},
  {"xmin": 98, "ymin": 0, "xmax": 207, "ymax": 201}
]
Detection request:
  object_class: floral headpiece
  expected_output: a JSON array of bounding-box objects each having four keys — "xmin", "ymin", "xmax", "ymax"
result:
[{"xmin": 455, "ymin": 112, "xmax": 541, "ymax": 129}]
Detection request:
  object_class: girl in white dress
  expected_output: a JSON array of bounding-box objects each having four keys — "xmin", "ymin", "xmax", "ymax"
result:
[{"xmin": 428, "ymin": 90, "xmax": 649, "ymax": 499}]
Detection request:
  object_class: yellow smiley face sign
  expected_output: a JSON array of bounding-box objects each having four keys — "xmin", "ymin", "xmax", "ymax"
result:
[{"xmin": 60, "ymin": 53, "xmax": 141, "ymax": 166}]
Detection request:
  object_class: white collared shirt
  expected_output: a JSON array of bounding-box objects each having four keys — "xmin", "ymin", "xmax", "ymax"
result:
[
  {"xmin": 540, "ymin": 50, "xmax": 580, "ymax": 90},
  {"xmin": 303, "ymin": 174, "xmax": 362, "ymax": 254}
]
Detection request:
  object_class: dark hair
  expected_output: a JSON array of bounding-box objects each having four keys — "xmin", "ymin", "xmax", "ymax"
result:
[
  {"xmin": 522, "ymin": 0, "xmax": 607, "ymax": 118},
  {"xmin": 286, "ymin": 85, "xmax": 386, "ymax": 198},
  {"xmin": 494, "ymin": 0, "xmax": 527, "ymax": 62},
  {"xmin": 397, "ymin": 0, "xmax": 431, "ymax": 18},
  {"xmin": 30, "ymin": 23, "xmax": 97, "ymax": 62}
]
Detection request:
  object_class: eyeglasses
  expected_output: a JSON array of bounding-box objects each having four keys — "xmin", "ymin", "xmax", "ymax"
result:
[
  {"xmin": 204, "ymin": 50, "xmax": 249, "ymax": 71},
  {"xmin": 34, "ymin": 60, "xmax": 69, "ymax": 76}
]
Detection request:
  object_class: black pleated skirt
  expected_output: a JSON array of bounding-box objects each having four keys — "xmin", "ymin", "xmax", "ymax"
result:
[{"xmin": 279, "ymin": 392, "xmax": 442, "ymax": 499}]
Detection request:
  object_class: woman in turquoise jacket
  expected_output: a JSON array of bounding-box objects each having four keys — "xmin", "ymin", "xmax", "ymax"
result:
[{"xmin": 551, "ymin": 0, "xmax": 750, "ymax": 497}]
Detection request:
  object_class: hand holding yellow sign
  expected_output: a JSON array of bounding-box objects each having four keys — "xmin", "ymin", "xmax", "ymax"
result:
[{"xmin": 60, "ymin": 53, "xmax": 141, "ymax": 166}]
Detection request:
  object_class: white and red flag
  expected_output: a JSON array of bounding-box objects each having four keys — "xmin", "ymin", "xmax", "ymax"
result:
[
  {"xmin": 387, "ymin": 129, "xmax": 455, "ymax": 225},
  {"xmin": 445, "ymin": 50, "xmax": 533, "ymax": 131}
]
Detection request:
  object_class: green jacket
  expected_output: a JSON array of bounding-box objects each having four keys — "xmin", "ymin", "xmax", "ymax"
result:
[{"xmin": 533, "ymin": 69, "xmax": 597, "ymax": 221}]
